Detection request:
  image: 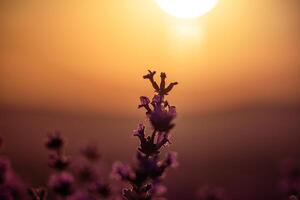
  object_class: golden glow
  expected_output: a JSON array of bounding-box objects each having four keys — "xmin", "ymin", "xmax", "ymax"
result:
[
  {"xmin": 155, "ymin": 0, "xmax": 219, "ymax": 19},
  {"xmin": 0, "ymin": 1, "xmax": 299, "ymax": 115}
]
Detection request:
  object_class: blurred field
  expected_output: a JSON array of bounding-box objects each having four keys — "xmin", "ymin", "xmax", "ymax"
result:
[{"xmin": 1, "ymin": 104, "xmax": 300, "ymax": 200}]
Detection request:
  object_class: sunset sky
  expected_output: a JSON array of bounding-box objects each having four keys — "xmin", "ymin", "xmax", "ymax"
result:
[
  {"xmin": 1, "ymin": 1, "xmax": 300, "ymax": 200},
  {"xmin": 1, "ymin": 0, "xmax": 299, "ymax": 116}
]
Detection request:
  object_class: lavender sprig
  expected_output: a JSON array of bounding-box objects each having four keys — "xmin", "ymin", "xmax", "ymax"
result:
[{"xmin": 112, "ymin": 70, "xmax": 178, "ymax": 200}]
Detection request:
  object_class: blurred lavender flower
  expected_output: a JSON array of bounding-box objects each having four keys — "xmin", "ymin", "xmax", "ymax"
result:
[
  {"xmin": 0, "ymin": 143, "xmax": 27, "ymax": 200},
  {"xmin": 48, "ymin": 153, "xmax": 70, "ymax": 171},
  {"xmin": 81, "ymin": 144, "xmax": 101, "ymax": 162},
  {"xmin": 196, "ymin": 186, "xmax": 227, "ymax": 200},
  {"xmin": 46, "ymin": 131, "xmax": 70, "ymax": 171},
  {"xmin": 113, "ymin": 71, "xmax": 178, "ymax": 200},
  {"xmin": 48, "ymin": 172, "xmax": 75, "ymax": 197},
  {"xmin": 74, "ymin": 164, "xmax": 99, "ymax": 184},
  {"xmin": 89, "ymin": 180, "xmax": 111, "ymax": 198},
  {"xmin": 0, "ymin": 173, "xmax": 27, "ymax": 199}
]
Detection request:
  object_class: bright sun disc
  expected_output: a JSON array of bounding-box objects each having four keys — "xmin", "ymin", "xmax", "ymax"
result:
[{"xmin": 155, "ymin": 0, "xmax": 219, "ymax": 19}]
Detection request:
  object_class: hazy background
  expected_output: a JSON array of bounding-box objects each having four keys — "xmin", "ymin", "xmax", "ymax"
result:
[{"xmin": 0, "ymin": 0, "xmax": 299, "ymax": 199}]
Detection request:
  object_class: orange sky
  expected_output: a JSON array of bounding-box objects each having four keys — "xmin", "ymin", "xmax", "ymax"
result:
[{"xmin": 0, "ymin": 0, "xmax": 299, "ymax": 116}]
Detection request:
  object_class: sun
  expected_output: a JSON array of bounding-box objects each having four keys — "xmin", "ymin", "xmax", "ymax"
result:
[{"xmin": 155, "ymin": 0, "xmax": 219, "ymax": 19}]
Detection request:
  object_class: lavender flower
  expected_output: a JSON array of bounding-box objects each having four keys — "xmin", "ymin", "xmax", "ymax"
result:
[
  {"xmin": 81, "ymin": 144, "xmax": 101, "ymax": 162},
  {"xmin": 113, "ymin": 71, "xmax": 178, "ymax": 200},
  {"xmin": 48, "ymin": 172, "xmax": 75, "ymax": 197},
  {"xmin": 74, "ymin": 164, "xmax": 99, "ymax": 183},
  {"xmin": 46, "ymin": 131, "xmax": 70, "ymax": 172},
  {"xmin": 0, "ymin": 168, "xmax": 27, "ymax": 200}
]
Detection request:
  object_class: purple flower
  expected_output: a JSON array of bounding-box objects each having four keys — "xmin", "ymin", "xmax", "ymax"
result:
[
  {"xmin": 48, "ymin": 172, "xmax": 75, "ymax": 197},
  {"xmin": 114, "ymin": 71, "xmax": 179, "ymax": 200},
  {"xmin": 0, "ymin": 159, "xmax": 26, "ymax": 199},
  {"xmin": 80, "ymin": 144, "xmax": 101, "ymax": 162},
  {"xmin": 45, "ymin": 131, "xmax": 64, "ymax": 151},
  {"xmin": 140, "ymin": 71, "xmax": 177, "ymax": 133},
  {"xmin": 111, "ymin": 162, "xmax": 135, "ymax": 181},
  {"xmin": 0, "ymin": 171, "xmax": 27, "ymax": 200}
]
